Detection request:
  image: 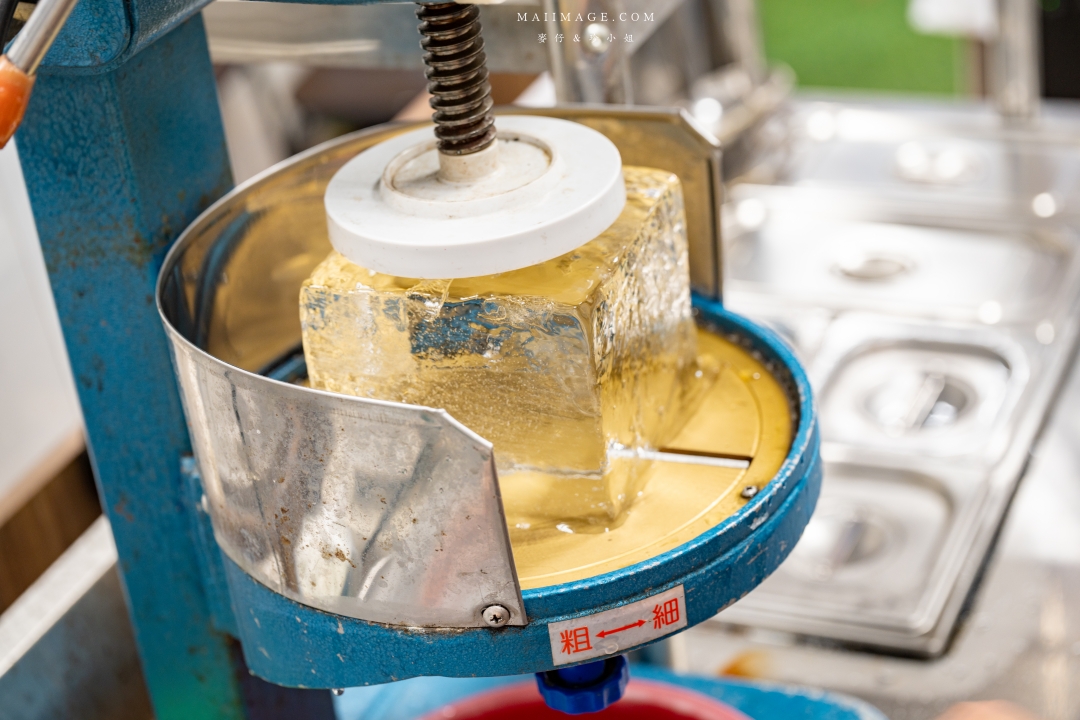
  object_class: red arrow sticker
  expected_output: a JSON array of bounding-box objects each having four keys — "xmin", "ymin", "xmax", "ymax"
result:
[
  {"xmin": 596, "ymin": 620, "xmax": 646, "ymax": 638},
  {"xmin": 547, "ymin": 585, "xmax": 687, "ymax": 665}
]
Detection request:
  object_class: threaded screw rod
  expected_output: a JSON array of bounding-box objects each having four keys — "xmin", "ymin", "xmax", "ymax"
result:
[{"xmin": 415, "ymin": 2, "xmax": 496, "ymax": 156}]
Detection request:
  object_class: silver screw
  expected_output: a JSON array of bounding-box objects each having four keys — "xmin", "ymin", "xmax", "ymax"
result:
[
  {"xmin": 740, "ymin": 485, "xmax": 759, "ymax": 500},
  {"xmin": 331, "ymin": 688, "xmax": 345, "ymax": 696},
  {"xmin": 583, "ymin": 23, "xmax": 612, "ymax": 54},
  {"xmin": 482, "ymin": 604, "xmax": 510, "ymax": 627}
]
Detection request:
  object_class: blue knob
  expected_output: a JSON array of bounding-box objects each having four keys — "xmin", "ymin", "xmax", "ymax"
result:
[{"xmin": 535, "ymin": 655, "xmax": 630, "ymax": 714}]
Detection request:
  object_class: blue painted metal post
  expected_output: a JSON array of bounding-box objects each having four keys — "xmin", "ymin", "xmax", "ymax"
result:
[{"xmin": 16, "ymin": 15, "xmax": 245, "ymax": 719}]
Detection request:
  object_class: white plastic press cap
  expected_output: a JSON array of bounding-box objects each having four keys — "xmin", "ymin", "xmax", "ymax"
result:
[{"xmin": 324, "ymin": 115, "xmax": 626, "ymax": 278}]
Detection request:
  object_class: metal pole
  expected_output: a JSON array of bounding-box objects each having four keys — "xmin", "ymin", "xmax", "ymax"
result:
[
  {"xmin": 542, "ymin": 0, "xmax": 633, "ymax": 104},
  {"xmin": 5, "ymin": 0, "xmax": 79, "ymax": 75},
  {"xmin": 990, "ymin": 0, "xmax": 1041, "ymax": 119},
  {"xmin": 707, "ymin": 0, "xmax": 767, "ymax": 85}
]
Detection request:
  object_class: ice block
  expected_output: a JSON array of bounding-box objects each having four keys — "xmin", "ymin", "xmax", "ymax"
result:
[{"xmin": 301, "ymin": 166, "xmax": 702, "ymax": 500}]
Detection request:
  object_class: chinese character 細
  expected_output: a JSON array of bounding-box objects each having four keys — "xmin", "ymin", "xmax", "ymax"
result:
[
  {"xmin": 652, "ymin": 598, "xmax": 680, "ymax": 629},
  {"xmin": 539, "ymin": 33, "xmax": 547, "ymax": 43},
  {"xmin": 560, "ymin": 627, "xmax": 592, "ymax": 654}
]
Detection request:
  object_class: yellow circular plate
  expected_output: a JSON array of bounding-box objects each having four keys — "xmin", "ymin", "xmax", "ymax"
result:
[{"xmin": 503, "ymin": 327, "xmax": 793, "ymax": 589}]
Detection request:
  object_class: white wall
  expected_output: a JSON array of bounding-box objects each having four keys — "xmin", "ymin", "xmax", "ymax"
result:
[{"xmin": 0, "ymin": 143, "xmax": 83, "ymax": 506}]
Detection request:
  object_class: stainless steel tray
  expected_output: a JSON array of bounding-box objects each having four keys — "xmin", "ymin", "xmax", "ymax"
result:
[{"xmin": 711, "ymin": 168, "xmax": 1080, "ymax": 655}]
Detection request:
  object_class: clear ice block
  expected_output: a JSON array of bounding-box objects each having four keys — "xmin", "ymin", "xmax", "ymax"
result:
[{"xmin": 301, "ymin": 166, "xmax": 702, "ymax": 509}]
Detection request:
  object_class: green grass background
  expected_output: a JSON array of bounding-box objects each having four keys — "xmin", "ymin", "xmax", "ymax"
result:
[{"xmin": 758, "ymin": 0, "xmax": 969, "ymax": 94}]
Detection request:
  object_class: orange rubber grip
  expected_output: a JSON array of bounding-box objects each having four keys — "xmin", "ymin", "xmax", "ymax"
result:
[{"xmin": 0, "ymin": 56, "xmax": 34, "ymax": 149}]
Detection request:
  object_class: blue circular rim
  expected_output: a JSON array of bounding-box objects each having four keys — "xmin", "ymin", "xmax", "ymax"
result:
[{"xmin": 223, "ymin": 295, "xmax": 821, "ymax": 687}]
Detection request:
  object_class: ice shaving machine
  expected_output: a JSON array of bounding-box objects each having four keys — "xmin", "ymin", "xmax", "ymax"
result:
[{"xmin": 1, "ymin": 0, "xmax": 848, "ymax": 717}]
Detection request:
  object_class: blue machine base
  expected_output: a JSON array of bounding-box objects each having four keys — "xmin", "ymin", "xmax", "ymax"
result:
[
  {"xmin": 223, "ymin": 299, "xmax": 822, "ymax": 689},
  {"xmin": 332, "ymin": 666, "xmax": 887, "ymax": 720}
]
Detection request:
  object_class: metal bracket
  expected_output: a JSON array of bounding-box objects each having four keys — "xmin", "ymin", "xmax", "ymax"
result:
[{"xmin": 167, "ymin": 330, "xmax": 527, "ymax": 628}]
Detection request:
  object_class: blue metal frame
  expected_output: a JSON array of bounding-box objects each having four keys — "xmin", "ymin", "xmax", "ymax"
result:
[
  {"xmin": 219, "ymin": 300, "xmax": 821, "ymax": 688},
  {"xmin": 18, "ymin": 13, "xmax": 248, "ymax": 720}
]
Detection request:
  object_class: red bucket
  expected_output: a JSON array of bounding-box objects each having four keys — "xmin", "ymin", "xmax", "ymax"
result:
[{"xmin": 416, "ymin": 679, "xmax": 751, "ymax": 720}]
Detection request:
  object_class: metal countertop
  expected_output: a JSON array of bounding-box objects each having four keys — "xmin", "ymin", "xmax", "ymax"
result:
[{"xmin": 681, "ymin": 350, "xmax": 1080, "ymax": 719}]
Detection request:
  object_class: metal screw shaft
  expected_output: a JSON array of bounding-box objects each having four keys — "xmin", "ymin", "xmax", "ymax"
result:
[{"xmin": 415, "ymin": 1, "xmax": 496, "ymax": 156}]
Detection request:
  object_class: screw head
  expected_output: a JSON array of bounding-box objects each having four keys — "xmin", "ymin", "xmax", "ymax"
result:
[
  {"xmin": 740, "ymin": 485, "xmax": 759, "ymax": 500},
  {"xmin": 331, "ymin": 688, "xmax": 345, "ymax": 696},
  {"xmin": 583, "ymin": 23, "xmax": 612, "ymax": 54},
  {"xmin": 482, "ymin": 604, "xmax": 510, "ymax": 627}
]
